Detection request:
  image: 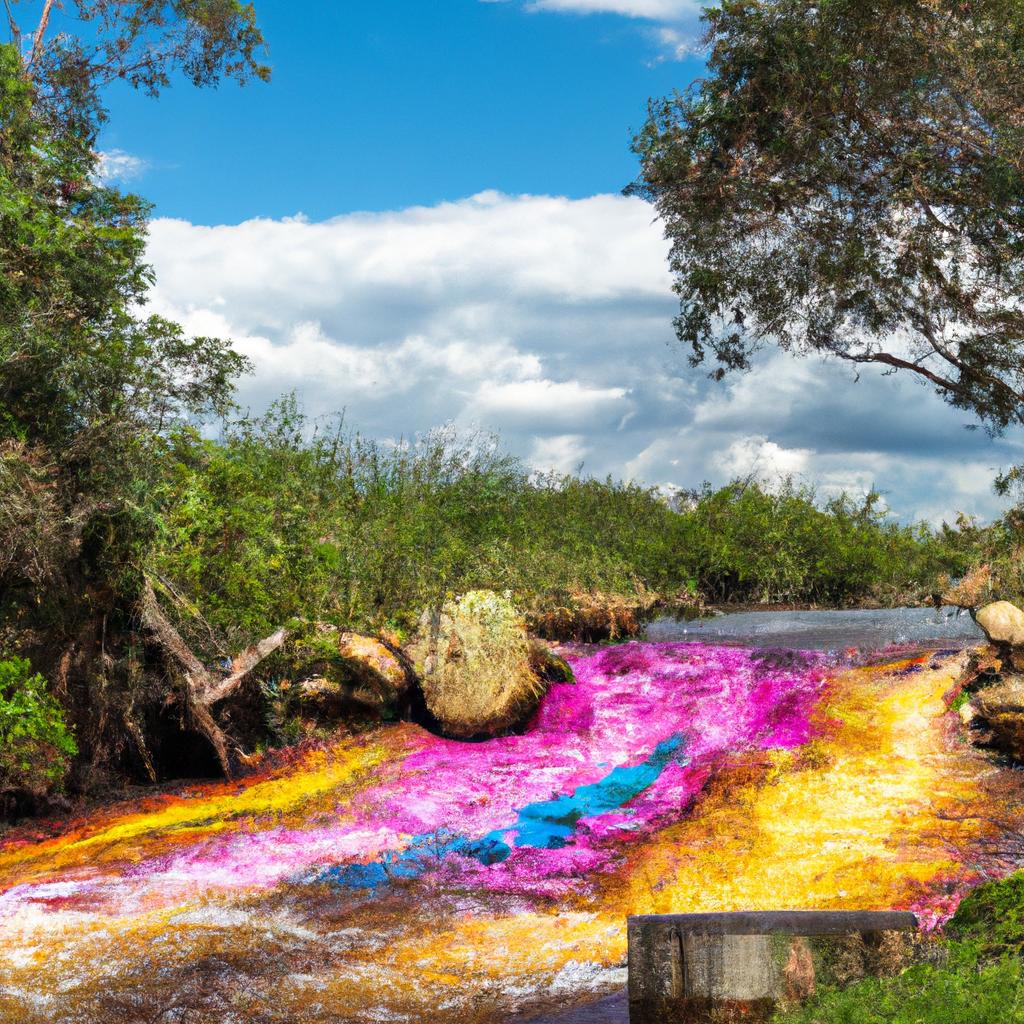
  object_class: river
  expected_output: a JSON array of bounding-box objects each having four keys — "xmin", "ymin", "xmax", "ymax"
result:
[{"xmin": 0, "ymin": 609, "xmax": 1016, "ymax": 1024}]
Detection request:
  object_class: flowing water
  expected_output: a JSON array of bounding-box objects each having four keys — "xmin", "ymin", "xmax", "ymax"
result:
[
  {"xmin": 647, "ymin": 605, "xmax": 983, "ymax": 651},
  {"xmin": 0, "ymin": 611, "xmax": 1017, "ymax": 1024}
]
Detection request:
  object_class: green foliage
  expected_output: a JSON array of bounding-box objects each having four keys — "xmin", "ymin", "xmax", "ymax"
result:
[
  {"xmin": 632, "ymin": 0, "xmax": 1024, "ymax": 433},
  {"xmin": 151, "ymin": 399, "xmax": 687, "ymax": 651},
  {"xmin": 674, "ymin": 480, "xmax": 969, "ymax": 607},
  {"xmin": 151, "ymin": 399, "xmax": 968, "ymax": 654},
  {"xmin": 0, "ymin": 656, "xmax": 76, "ymax": 797}
]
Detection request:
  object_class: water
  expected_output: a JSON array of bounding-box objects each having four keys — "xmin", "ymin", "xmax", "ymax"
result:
[{"xmin": 646, "ymin": 605, "xmax": 982, "ymax": 651}]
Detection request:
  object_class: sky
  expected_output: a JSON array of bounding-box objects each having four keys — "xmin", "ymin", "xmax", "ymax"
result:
[{"xmin": 99, "ymin": 0, "xmax": 1023, "ymax": 523}]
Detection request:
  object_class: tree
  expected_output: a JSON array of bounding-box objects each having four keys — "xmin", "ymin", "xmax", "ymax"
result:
[
  {"xmin": 631, "ymin": 0, "xmax": 1024, "ymax": 433},
  {"xmin": 0, "ymin": 3, "xmax": 267, "ymax": 787}
]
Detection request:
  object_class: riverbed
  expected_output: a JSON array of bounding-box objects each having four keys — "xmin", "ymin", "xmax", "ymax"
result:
[{"xmin": 0, "ymin": 611, "xmax": 1016, "ymax": 1024}]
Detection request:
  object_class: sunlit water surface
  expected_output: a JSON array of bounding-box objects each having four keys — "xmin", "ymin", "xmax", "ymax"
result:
[{"xmin": 647, "ymin": 605, "xmax": 982, "ymax": 651}]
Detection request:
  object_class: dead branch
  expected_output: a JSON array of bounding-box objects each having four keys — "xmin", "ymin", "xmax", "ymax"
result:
[
  {"xmin": 27, "ymin": 0, "xmax": 58, "ymax": 69},
  {"xmin": 203, "ymin": 626, "xmax": 292, "ymax": 706},
  {"xmin": 139, "ymin": 579, "xmax": 236, "ymax": 777}
]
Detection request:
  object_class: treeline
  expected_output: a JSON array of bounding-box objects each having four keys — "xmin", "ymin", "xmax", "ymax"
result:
[{"xmin": 146, "ymin": 397, "xmax": 977, "ymax": 662}]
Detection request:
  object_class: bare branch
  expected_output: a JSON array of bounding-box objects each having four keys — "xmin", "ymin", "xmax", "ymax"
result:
[
  {"xmin": 203, "ymin": 626, "xmax": 292, "ymax": 706},
  {"xmin": 3, "ymin": 0, "xmax": 19, "ymax": 49},
  {"xmin": 27, "ymin": 0, "xmax": 59, "ymax": 69}
]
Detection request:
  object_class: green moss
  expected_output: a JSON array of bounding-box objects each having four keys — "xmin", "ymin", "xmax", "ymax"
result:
[
  {"xmin": 774, "ymin": 873, "xmax": 1024, "ymax": 1023},
  {"xmin": 947, "ymin": 872, "xmax": 1024, "ymax": 959}
]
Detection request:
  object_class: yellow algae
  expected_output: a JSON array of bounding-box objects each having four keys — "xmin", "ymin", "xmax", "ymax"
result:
[
  {"xmin": 0, "ymin": 733, "xmax": 400, "ymax": 886},
  {"xmin": 615, "ymin": 658, "xmax": 990, "ymax": 919}
]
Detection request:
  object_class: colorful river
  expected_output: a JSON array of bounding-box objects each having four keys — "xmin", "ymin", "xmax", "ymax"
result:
[{"xmin": 0, "ymin": 641, "xmax": 1018, "ymax": 1023}]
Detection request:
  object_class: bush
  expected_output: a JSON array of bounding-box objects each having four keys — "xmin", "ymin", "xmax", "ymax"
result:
[
  {"xmin": 676, "ymin": 480, "xmax": 970, "ymax": 607},
  {"xmin": 0, "ymin": 656, "xmax": 77, "ymax": 800},
  {"xmin": 150, "ymin": 400, "xmax": 971, "ymax": 656}
]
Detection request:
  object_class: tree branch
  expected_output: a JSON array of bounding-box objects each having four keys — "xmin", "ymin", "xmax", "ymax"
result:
[
  {"xmin": 139, "ymin": 579, "xmax": 236, "ymax": 777},
  {"xmin": 27, "ymin": 0, "xmax": 58, "ymax": 69},
  {"xmin": 203, "ymin": 626, "xmax": 292, "ymax": 706},
  {"xmin": 3, "ymin": 0, "xmax": 19, "ymax": 49}
]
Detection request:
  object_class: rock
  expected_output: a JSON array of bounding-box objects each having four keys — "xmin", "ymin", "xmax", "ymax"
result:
[
  {"xmin": 976, "ymin": 602, "xmax": 1024, "ymax": 646},
  {"xmin": 407, "ymin": 590, "xmax": 546, "ymax": 738},
  {"xmin": 974, "ymin": 675, "xmax": 1024, "ymax": 762},
  {"xmin": 281, "ymin": 631, "xmax": 415, "ymax": 728},
  {"xmin": 337, "ymin": 632, "xmax": 413, "ymax": 710}
]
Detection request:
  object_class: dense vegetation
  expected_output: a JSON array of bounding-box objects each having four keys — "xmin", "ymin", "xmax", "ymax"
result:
[
  {"xmin": 145, "ymin": 397, "xmax": 979, "ymax": 661},
  {"xmin": 774, "ymin": 872, "xmax": 1024, "ymax": 1024}
]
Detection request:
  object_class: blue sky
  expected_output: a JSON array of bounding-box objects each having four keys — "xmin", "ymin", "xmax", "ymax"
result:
[
  {"xmin": 102, "ymin": 0, "xmax": 704, "ymax": 224},
  {"xmin": 97, "ymin": 0, "xmax": 1024, "ymax": 523}
]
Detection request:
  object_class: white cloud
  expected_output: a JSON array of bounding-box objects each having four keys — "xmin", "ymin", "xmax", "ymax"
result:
[
  {"xmin": 525, "ymin": 0, "xmax": 700, "ymax": 18},
  {"xmin": 95, "ymin": 149, "xmax": 148, "ymax": 184},
  {"xmin": 719, "ymin": 437, "xmax": 813, "ymax": 479},
  {"xmin": 528, "ymin": 434, "xmax": 590, "ymax": 473},
  {"xmin": 490, "ymin": 0, "xmax": 707, "ymax": 59},
  {"xmin": 145, "ymin": 191, "xmax": 1024, "ymax": 525}
]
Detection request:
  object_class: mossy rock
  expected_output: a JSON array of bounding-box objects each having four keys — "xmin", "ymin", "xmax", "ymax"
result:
[
  {"xmin": 408, "ymin": 591, "xmax": 546, "ymax": 738},
  {"xmin": 947, "ymin": 871, "xmax": 1024, "ymax": 959}
]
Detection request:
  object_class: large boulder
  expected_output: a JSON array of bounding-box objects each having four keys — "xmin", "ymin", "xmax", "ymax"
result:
[
  {"xmin": 976, "ymin": 601, "xmax": 1024, "ymax": 646},
  {"xmin": 407, "ymin": 591, "xmax": 546, "ymax": 738}
]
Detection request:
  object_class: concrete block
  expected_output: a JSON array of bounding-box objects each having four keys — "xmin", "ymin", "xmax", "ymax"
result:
[{"xmin": 627, "ymin": 910, "xmax": 918, "ymax": 1023}]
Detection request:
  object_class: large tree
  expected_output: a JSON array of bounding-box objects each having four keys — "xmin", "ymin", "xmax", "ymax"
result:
[
  {"xmin": 0, "ymin": 3, "xmax": 267, "ymax": 786},
  {"xmin": 631, "ymin": 0, "xmax": 1024, "ymax": 432}
]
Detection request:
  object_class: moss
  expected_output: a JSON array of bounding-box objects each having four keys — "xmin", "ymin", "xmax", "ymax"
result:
[{"xmin": 774, "ymin": 873, "xmax": 1024, "ymax": 1023}]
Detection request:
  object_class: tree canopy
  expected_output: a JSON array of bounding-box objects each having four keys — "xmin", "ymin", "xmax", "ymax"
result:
[{"xmin": 631, "ymin": 0, "xmax": 1024, "ymax": 432}]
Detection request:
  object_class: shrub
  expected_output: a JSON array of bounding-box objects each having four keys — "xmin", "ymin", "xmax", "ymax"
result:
[{"xmin": 0, "ymin": 656, "xmax": 77, "ymax": 800}]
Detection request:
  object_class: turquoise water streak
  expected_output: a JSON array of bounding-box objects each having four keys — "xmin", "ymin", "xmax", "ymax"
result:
[{"xmin": 324, "ymin": 733, "xmax": 686, "ymax": 888}]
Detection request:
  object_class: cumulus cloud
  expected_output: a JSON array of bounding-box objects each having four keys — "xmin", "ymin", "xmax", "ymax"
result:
[
  {"xmin": 146, "ymin": 191, "xmax": 1023, "ymax": 524},
  {"xmin": 489, "ymin": 0, "xmax": 707, "ymax": 58}
]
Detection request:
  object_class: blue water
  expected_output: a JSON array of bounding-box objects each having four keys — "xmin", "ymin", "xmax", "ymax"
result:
[{"xmin": 321, "ymin": 734, "xmax": 686, "ymax": 890}]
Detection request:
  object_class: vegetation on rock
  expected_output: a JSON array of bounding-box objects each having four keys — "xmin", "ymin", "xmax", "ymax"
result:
[{"xmin": 407, "ymin": 590, "xmax": 545, "ymax": 738}]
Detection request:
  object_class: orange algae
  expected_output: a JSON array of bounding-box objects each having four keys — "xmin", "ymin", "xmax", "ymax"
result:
[{"xmin": 0, "ymin": 648, "xmax": 1019, "ymax": 1024}]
